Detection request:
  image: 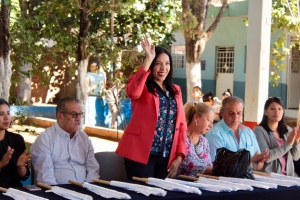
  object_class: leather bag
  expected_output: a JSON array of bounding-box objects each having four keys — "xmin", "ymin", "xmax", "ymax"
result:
[{"xmin": 212, "ymin": 147, "xmax": 254, "ymax": 179}]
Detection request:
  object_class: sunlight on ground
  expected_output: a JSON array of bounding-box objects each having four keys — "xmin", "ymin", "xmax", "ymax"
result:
[{"xmin": 8, "ymin": 125, "xmax": 118, "ymax": 153}]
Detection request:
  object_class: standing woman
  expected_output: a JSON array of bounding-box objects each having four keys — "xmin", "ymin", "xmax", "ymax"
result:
[
  {"xmin": 177, "ymin": 103, "xmax": 214, "ymax": 177},
  {"xmin": 0, "ymin": 99, "xmax": 32, "ymax": 187},
  {"xmin": 253, "ymin": 97, "xmax": 300, "ymax": 176},
  {"xmin": 116, "ymin": 38, "xmax": 187, "ymax": 179}
]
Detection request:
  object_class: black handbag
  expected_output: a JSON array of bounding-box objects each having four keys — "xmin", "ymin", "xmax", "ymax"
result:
[{"xmin": 212, "ymin": 147, "xmax": 254, "ymax": 180}]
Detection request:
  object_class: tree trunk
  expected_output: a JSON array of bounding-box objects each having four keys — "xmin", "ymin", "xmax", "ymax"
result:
[
  {"xmin": 77, "ymin": 0, "xmax": 90, "ymax": 103},
  {"xmin": 17, "ymin": 0, "xmax": 33, "ymax": 104},
  {"xmin": 0, "ymin": 53, "xmax": 12, "ymax": 101},
  {"xmin": 182, "ymin": 0, "xmax": 228, "ymax": 100},
  {"xmin": 76, "ymin": 59, "xmax": 88, "ymax": 109},
  {"xmin": 0, "ymin": 0, "xmax": 12, "ymax": 101},
  {"xmin": 297, "ymin": 99, "xmax": 300, "ymax": 126},
  {"xmin": 17, "ymin": 63, "xmax": 32, "ymax": 104},
  {"xmin": 77, "ymin": 0, "xmax": 90, "ymax": 129},
  {"xmin": 184, "ymin": 35, "xmax": 207, "ymax": 101}
]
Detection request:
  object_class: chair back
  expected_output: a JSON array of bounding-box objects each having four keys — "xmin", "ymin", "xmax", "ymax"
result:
[{"xmin": 94, "ymin": 151, "xmax": 127, "ymax": 181}]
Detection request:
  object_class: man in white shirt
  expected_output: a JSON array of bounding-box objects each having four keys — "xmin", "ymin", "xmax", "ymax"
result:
[{"xmin": 31, "ymin": 96, "xmax": 99, "ymax": 185}]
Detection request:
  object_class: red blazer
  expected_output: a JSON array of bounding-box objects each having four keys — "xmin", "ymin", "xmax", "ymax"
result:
[{"xmin": 116, "ymin": 66, "xmax": 187, "ymax": 167}]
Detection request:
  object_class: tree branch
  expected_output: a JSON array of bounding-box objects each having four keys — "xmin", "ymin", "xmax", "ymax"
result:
[{"xmin": 206, "ymin": 0, "xmax": 228, "ymax": 38}]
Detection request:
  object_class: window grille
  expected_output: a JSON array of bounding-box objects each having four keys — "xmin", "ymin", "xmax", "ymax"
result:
[
  {"xmin": 216, "ymin": 46, "xmax": 234, "ymax": 73},
  {"xmin": 291, "ymin": 44, "xmax": 300, "ymax": 73},
  {"xmin": 171, "ymin": 46, "xmax": 186, "ymax": 68}
]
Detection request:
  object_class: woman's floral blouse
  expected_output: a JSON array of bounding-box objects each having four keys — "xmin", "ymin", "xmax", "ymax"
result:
[{"xmin": 177, "ymin": 134, "xmax": 212, "ymax": 177}]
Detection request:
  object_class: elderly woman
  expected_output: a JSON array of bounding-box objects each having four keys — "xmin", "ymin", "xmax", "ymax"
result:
[
  {"xmin": 0, "ymin": 99, "xmax": 32, "ymax": 187},
  {"xmin": 177, "ymin": 102, "xmax": 214, "ymax": 177},
  {"xmin": 253, "ymin": 97, "xmax": 300, "ymax": 176}
]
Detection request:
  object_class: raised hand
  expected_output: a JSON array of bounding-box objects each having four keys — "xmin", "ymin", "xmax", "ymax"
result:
[
  {"xmin": 141, "ymin": 37, "xmax": 155, "ymax": 60},
  {"xmin": 287, "ymin": 126, "xmax": 298, "ymax": 145},
  {"xmin": 17, "ymin": 149, "xmax": 32, "ymax": 168},
  {"xmin": 293, "ymin": 126, "xmax": 300, "ymax": 144},
  {"xmin": 0, "ymin": 146, "xmax": 14, "ymax": 169},
  {"xmin": 140, "ymin": 37, "xmax": 155, "ymax": 71}
]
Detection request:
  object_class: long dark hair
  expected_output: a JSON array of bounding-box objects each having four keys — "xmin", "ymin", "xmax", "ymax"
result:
[
  {"xmin": 145, "ymin": 46, "xmax": 178, "ymax": 96},
  {"xmin": 258, "ymin": 97, "xmax": 288, "ymax": 138},
  {"xmin": 0, "ymin": 98, "xmax": 10, "ymax": 107}
]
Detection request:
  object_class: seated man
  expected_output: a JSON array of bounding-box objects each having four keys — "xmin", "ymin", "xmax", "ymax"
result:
[
  {"xmin": 31, "ymin": 96, "xmax": 99, "ymax": 185},
  {"xmin": 205, "ymin": 96, "xmax": 269, "ymax": 170}
]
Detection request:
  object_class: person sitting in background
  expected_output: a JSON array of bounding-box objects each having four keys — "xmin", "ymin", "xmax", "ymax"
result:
[
  {"xmin": 190, "ymin": 86, "xmax": 203, "ymax": 104},
  {"xmin": 116, "ymin": 37, "xmax": 187, "ymax": 179},
  {"xmin": 0, "ymin": 98, "xmax": 32, "ymax": 188},
  {"xmin": 177, "ymin": 102, "xmax": 214, "ymax": 177},
  {"xmin": 31, "ymin": 96, "xmax": 99, "ymax": 185},
  {"xmin": 253, "ymin": 97, "xmax": 300, "ymax": 176},
  {"xmin": 205, "ymin": 96, "xmax": 269, "ymax": 170},
  {"xmin": 222, "ymin": 88, "xmax": 232, "ymax": 100},
  {"xmin": 86, "ymin": 60, "xmax": 106, "ymax": 96},
  {"xmin": 202, "ymin": 92, "xmax": 222, "ymax": 123}
]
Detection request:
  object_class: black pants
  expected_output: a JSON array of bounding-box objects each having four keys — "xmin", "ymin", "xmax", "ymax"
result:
[
  {"xmin": 124, "ymin": 154, "xmax": 169, "ymax": 180},
  {"xmin": 294, "ymin": 159, "xmax": 300, "ymax": 176}
]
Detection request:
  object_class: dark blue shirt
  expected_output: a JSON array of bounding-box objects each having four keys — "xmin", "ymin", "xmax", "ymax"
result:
[{"xmin": 150, "ymin": 84, "xmax": 177, "ymax": 157}]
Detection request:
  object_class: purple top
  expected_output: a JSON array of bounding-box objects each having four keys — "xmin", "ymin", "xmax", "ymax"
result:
[{"xmin": 177, "ymin": 134, "xmax": 212, "ymax": 177}]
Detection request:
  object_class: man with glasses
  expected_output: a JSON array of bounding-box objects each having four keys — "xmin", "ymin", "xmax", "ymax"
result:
[{"xmin": 31, "ymin": 96, "xmax": 99, "ymax": 185}]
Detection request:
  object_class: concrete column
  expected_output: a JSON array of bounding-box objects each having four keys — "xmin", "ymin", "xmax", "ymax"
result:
[{"xmin": 244, "ymin": 0, "xmax": 272, "ymax": 129}]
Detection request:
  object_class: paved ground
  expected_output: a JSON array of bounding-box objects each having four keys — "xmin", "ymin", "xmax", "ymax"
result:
[{"xmin": 8, "ymin": 124, "xmax": 118, "ymax": 153}]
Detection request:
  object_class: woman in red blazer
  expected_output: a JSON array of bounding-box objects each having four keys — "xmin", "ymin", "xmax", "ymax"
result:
[{"xmin": 116, "ymin": 38, "xmax": 187, "ymax": 179}]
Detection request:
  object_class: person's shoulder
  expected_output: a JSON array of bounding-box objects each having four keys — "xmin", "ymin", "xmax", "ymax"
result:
[
  {"xmin": 6, "ymin": 130, "xmax": 24, "ymax": 140},
  {"xmin": 253, "ymin": 125, "xmax": 264, "ymax": 132},
  {"xmin": 77, "ymin": 130, "xmax": 90, "ymax": 140},
  {"xmin": 35, "ymin": 124, "xmax": 55, "ymax": 140},
  {"xmin": 172, "ymin": 84, "xmax": 182, "ymax": 93},
  {"xmin": 240, "ymin": 124, "xmax": 257, "ymax": 136},
  {"xmin": 206, "ymin": 124, "xmax": 223, "ymax": 136},
  {"xmin": 200, "ymin": 134, "xmax": 209, "ymax": 142},
  {"xmin": 98, "ymin": 71, "xmax": 106, "ymax": 77}
]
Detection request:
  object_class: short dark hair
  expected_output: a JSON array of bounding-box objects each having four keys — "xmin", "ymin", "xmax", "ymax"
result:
[
  {"xmin": 202, "ymin": 92, "xmax": 214, "ymax": 102},
  {"xmin": 56, "ymin": 96, "xmax": 80, "ymax": 114},
  {"xmin": 0, "ymin": 99, "xmax": 10, "ymax": 107},
  {"xmin": 258, "ymin": 97, "xmax": 288, "ymax": 137},
  {"xmin": 145, "ymin": 46, "xmax": 178, "ymax": 96},
  {"xmin": 90, "ymin": 60, "xmax": 99, "ymax": 66}
]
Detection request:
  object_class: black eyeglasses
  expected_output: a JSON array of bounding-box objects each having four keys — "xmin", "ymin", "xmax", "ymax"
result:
[{"xmin": 62, "ymin": 111, "xmax": 84, "ymax": 118}]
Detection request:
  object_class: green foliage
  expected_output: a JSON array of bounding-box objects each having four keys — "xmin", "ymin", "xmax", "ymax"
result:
[
  {"xmin": 13, "ymin": 107, "xmax": 29, "ymax": 125},
  {"xmin": 270, "ymin": 0, "xmax": 300, "ymax": 86},
  {"xmin": 9, "ymin": 0, "xmax": 180, "ymax": 92}
]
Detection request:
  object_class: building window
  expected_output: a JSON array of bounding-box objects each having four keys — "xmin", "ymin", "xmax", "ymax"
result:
[
  {"xmin": 291, "ymin": 44, "xmax": 300, "ymax": 73},
  {"xmin": 216, "ymin": 46, "xmax": 234, "ymax": 73},
  {"xmin": 171, "ymin": 46, "xmax": 186, "ymax": 68},
  {"xmin": 201, "ymin": 60, "xmax": 206, "ymax": 70}
]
